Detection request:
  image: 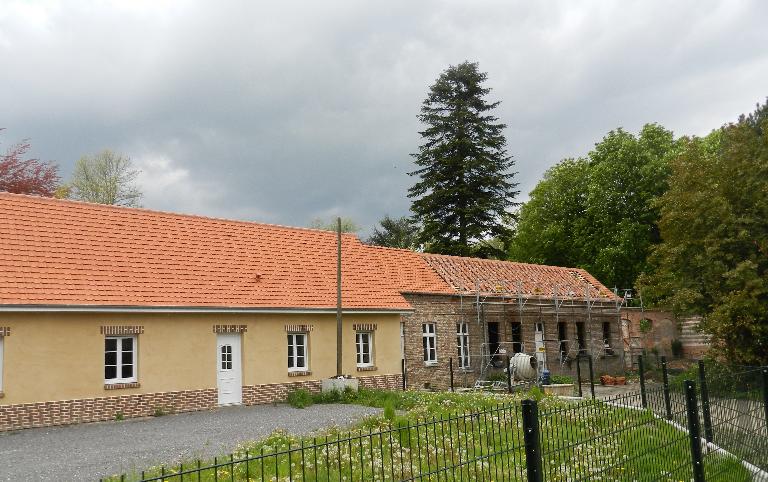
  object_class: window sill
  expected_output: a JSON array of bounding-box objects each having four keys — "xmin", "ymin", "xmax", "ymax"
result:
[
  {"xmin": 104, "ymin": 382, "xmax": 140, "ymax": 390},
  {"xmin": 424, "ymin": 362, "xmax": 438, "ymax": 367},
  {"xmin": 288, "ymin": 370, "xmax": 311, "ymax": 377},
  {"xmin": 0, "ymin": 391, "xmax": 4, "ymax": 398},
  {"xmin": 356, "ymin": 366, "xmax": 377, "ymax": 372}
]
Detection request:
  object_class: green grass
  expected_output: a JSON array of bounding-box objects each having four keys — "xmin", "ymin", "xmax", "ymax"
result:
[{"xmin": 105, "ymin": 389, "xmax": 750, "ymax": 481}]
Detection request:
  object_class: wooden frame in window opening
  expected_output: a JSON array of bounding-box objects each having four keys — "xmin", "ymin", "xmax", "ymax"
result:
[
  {"xmin": 422, "ymin": 323, "xmax": 437, "ymax": 365},
  {"xmin": 355, "ymin": 332, "xmax": 374, "ymax": 369},
  {"xmin": 287, "ymin": 332, "xmax": 309, "ymax": 373},
  {"xmin": 105, "ymin": 336, "xmax": 137, "ymax": 385},
  {"xmin": 456, "ymin": 322, "xmax": 470, "ymax": 369}
]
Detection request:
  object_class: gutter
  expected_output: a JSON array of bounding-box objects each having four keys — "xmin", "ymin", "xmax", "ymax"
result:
[{"xmin": 0, "ymin": 304, "xmax": 414, "ymax": 314}]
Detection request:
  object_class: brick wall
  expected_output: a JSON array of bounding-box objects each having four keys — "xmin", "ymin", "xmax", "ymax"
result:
[
  {"xmin": 621, "ymin": 309, "xmax": 711, "ymax": 363},
  {"xmin": 402, "ymin": 294, "xmax": 625, "ymax": 391},
  {"xmin": 0, "ymin": 388, "xmax": 218, "ymax": 431},
  {"xmin": 0, "ymin": 373, "xmax": 402, "ymax": 432}
]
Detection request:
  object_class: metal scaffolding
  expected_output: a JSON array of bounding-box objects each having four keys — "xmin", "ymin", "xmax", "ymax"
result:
[{"xmin": 451, "ymin": 279, "xmax": 626, "ymax": 383}]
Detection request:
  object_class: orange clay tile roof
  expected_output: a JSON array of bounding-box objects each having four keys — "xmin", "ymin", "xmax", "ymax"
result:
[
  {"xmin": 0, "ymin": 192, "xmax": 412, "ymax": 310},
  {"xmin": 361, "ymin": 246, "xmax": 455, "ymax": 295},
  {"xmin": 420, "ymin": 254, "xmax": 619, "ymax": 301}
]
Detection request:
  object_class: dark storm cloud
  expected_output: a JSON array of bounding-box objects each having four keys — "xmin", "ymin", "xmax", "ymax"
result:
[{"xmin": 2, "ymin": 1, "xmax": 767, "ymax": 234}]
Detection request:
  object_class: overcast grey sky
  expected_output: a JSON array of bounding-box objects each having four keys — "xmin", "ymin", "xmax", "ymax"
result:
[{"xmin": 2, "ymin": 1, "xmax": 766, "ymax": 235}]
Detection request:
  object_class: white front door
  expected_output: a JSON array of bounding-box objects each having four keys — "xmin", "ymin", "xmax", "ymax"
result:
[
  {"xmin": 534, "ymin": 322, "xmax": 547, "ymax": 371},
  {"xmin": 216, "ymin": 333, "xmax": 242, "ymax": 406}
]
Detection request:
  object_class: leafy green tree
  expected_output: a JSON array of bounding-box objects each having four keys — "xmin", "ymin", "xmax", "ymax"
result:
[
  {"xmin": 408, "ymin": 61, "xmax": 518, "ymax": 257},
  {"xmin": 366, "ymin": 215, "xmax": 420, "ymax": 249},
  {"xmin": 639, "ymin": 102, "xmax": 768, "ymax": 364},
  {"xmin": 68, "ymin": 150, "xmax": 142, "ymax": 206},
  {"xmin": 509, "ymin": 124, "xmax": 678, "ymax": 289},
  {"xmin": 508, "ymin": 158, "xmax": 591, "ymax": 267},
  {"xmin": 310, "ymin": 217, "xmax": 359, "ymax": 233}
]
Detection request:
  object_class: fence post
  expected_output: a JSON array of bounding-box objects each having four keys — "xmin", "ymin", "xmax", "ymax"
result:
[
  {"xmin": 661, "ymin": 356, "xmax": 672, "ymax": 420},
  {"xmin": 576, "ymin": 356, "xmax": 583, "ymax": 397},
  {"xmin": 684, "ymin": 380, "xmax": 705, "ymax": 482},
  {"xmin": 401, "ymin": 359, "xmax": 407, "ymax": 391},
  {"xmin": 588, "ymin": 355, "xmax": 595, "ymax": 399},
  {"xmin": 521, "ymin": 399, "xmax": 543, "ymax": 482},
  {"xmin": 506, "ymin": 355, "xmax": 512, "ymax": 393},
  {"xmin": 762, "ymin": 367, "xmax": 768, "ymax": 430},
  {"xmin": 697, "ymin": 360, "xmax": 713, "ymax": 443},
  {"xmin": 449, "ymin": 357, "xmax": 454, "ymax": 392},
  {"xmin": 638, "ymin": 354, "xmax": 648, "ymax": 409}
]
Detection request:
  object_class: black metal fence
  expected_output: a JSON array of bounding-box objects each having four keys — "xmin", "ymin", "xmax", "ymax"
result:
[
  {"xmin": 107, "ymin": 405, "xmax": 529, "ymax": 481},
  {"xmin": 696, "ymin": 364, "xmax": 768, "ymax": 478},
  {"xmin": 105, "ymin": 361, "xmax": 768, "ymax": 482}
]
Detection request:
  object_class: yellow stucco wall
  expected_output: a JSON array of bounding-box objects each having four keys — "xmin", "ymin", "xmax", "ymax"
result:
[{"xmin": 0, "ymin": 311, "xmax": 402, "ymax": 405}]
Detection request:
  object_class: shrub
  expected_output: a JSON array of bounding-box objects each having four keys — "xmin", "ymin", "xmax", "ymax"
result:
[
  {"xmin": 341, "ymin": 386, "xmax": 358, "ymax": 403},
  {"xmin": 485, "ymin": 371, "xmax": 508, "ymax": 383},
  {"xmin": 312, "ymin": 389, "xmax": 341, "ymax": 404},
  {"xmin": 550, "ymin": 374, "xmax": 574, "ymax": 384},
  {"xmin": 286, "ymin": 388, "xmax": 314, "ymax": 409}
]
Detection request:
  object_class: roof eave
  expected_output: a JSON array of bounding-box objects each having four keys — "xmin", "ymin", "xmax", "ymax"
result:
[{"xmin": 0, "ymin": 304, "xmax": 414, "ymax": 314}]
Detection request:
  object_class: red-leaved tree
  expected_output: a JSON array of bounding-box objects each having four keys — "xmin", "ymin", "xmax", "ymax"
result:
[{"xmin": 0, "ymin": 129, "xmax": 60, "ymax": 197}]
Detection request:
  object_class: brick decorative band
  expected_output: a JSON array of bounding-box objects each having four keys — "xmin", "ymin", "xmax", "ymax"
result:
[
  {"xmin": 104, "ymin": 382, "xmax": 141, "ymax": 390},
  {"xmin": 100, "ymin": 325, "xmax": 144, "ymax": 335},
  {"xmin": 0, "ymin": 374, "xmax": 402, "ymax": 432},
  {"xmin": 0, "ymin": 327, "xmax": 9, "ymax": 336},
  {"xmin": 287, "ymin": 371, "xmax": 312, "ymax": 377},
  {"xmin": 242, "ymin": 380, "xmax": 322, "ymax": 405},
  {"xmin": 0, "ymin": 388, "xmax": 217, "ymax": 432},
  {"xmin": 353, "ymin": 323, "xmax": 377, "ymax": 331},
  {"xmin": 357, "ymin": 374, "xmax": 403, "ymax": 390},
  {"xmin": 284, "ymin": 324, "xmax": 313, "ymax": 332},
  {"xmin": 213, "ymin": 325, "xmax": 247, "ymax": 334}
]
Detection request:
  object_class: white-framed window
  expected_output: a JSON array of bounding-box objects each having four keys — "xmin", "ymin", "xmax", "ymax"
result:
[
  {"xmin": 456, "ymin": 322, "xmax": 470, "ymax": 369},
  {"xmin": 356, "ymin": 332, "xmax": 374, "ymax": 367},
  {"xmin": 287, "ymin": 333, "xmax": 308, "ymax": 372},
  {"xmin": 0, "ymin": 336, "xmax": 4, "ymax": 393},
  {"xmin": 422, "ymin": 323, "xmax": 437, "ymax": 364},
  {"xmin": 220, "ymin": 344, "xmax": 233, "ymax": 370},
  {"xmin": 105, "ymin": 336, "xmax": 137, "ymax": 384}
]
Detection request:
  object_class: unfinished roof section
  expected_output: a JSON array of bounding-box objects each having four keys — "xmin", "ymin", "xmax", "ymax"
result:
[
  {"xmin": 0, "ymin": 193, "xmax": 411, "ymax": 310},
  {"xmin": 421, "ymin": 254, "xmax": 618, "ymax": 301}
]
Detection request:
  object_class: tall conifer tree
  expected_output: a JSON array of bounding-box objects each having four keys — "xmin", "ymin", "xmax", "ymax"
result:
[{"xmin": 408, "ymin": 61, "xmax": 518, "ymax": 257}]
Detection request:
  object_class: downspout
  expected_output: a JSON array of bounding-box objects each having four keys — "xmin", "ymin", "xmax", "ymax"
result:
[{"xmin": 336, "ymin": 217, "xmax": 343, "ymax": 377}]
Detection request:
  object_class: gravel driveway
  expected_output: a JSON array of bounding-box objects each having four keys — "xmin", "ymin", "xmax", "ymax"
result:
[{"xmin": 0, "ymin": 403, "xmax": 381, "ymax": 482}]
